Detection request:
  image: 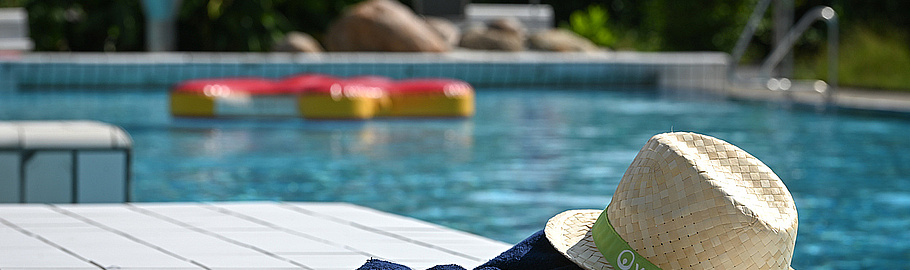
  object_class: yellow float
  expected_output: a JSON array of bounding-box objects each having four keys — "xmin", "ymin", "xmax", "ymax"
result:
[
  {"xmin": 170, "ymin": 78, "xmax": 295, "ymax": 117},
  {"xmin": 380, "ymin": 79, "xmax": 475, "ymax": 118},
  {"xmin": 170, "ymin": 74, "xmax": 476, "ymax": 120},
  {"xmin": 296, "ymin": 76, "xmax": 391, "ymax": 120}
]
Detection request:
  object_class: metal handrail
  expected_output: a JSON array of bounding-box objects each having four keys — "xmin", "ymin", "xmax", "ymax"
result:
[
  {"xmin": 761, "ymin": 6, "xmax": 838, "ymax": 105},
  {"xmin": 728, "ymin": 1, "xmax": 839, "ymax": 108},
  {"xmin": 728, "ymin": 0, "xmax": 773, "ymax": 82}
]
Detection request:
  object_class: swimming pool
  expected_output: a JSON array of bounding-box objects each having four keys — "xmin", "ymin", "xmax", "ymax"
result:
[{"xmin": 1, "ymin": 87, "xmax": 908, "ymax": 269}]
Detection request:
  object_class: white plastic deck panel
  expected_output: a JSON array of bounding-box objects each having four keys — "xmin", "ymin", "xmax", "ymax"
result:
[{"xmin": 0, "ymin": 202, "xmax": 511, "ymax": 270}]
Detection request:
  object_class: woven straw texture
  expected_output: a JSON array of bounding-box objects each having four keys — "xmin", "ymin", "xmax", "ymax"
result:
[
  {"xmin": 546, "ymin": 132, "xmax": 798, "ymax": 270},
  {"xmin": 546, "ymin": 210, "xmax": 613, "ymax": 270}
]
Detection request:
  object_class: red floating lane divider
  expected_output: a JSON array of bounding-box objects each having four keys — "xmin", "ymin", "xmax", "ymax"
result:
[
  {"xmin": 171, "ymin": 77, "xmax": 291, "ymax": 117},
  {"xmin": 278, "ymin": 73, "xmax": 341, "ymax": 93},
  {"xmin": 297, "ymin": 75, "xmax": 392, "ymax": 120},
  {"xmin": 173, "ymin": 78, "xmax": 283, "ymax": 95},
  {"xmin": 170, "ymin": 74, "xmax": 475, "ymax": 119}
]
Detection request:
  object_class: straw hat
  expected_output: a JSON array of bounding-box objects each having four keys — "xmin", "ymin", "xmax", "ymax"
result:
[{"xmin": 545, "ymin": 132, "xmax": 798, "ymax": 270}]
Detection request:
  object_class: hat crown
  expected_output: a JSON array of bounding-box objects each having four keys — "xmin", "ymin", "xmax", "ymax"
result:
[{"xmin": 606, "ymin": 132, "xmax": 797, "ymax": 270}]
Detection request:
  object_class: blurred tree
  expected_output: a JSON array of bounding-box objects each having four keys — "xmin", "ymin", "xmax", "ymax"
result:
[
  {"xmin": 835, "ymin": 0, "xmax": 910, "ymax": 33},
  {"xmin": 3, "ymin": 0, "xmax": 369, "ymax": 52},
  {"xmin": 3, "ymin": 0, "xmax": 909, "ymax": 54},
  {"xmin": 176, "ymin": 0, "xmax": 364, "ymax": 51},
  {"xmin": 267, "ymin": 0, "xmax": 366, "ymax": 44},
  {"xmin": 642, "ymin": 0, "xmax": 756, "ymax": 52},
  {"xmin": 0, "ymin": 0, "xmax": 26, "ymax": 7},
  {"xmin": 564, "ymin": 5, "xmax": 615, "ymax": 47},
  {"xmin": 177, "ymin": 0, "xmax": 286, "ymax": 51},
  {"xmin": 20, "ymin": 0, "xmax": 145, "ymax": 51},
  {"xmin": 474, "ymin": 0, "xmax": 756, "ymax": 52}
]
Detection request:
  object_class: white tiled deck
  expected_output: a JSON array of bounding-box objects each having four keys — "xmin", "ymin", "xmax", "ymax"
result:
[{"xmin": 0, "ymin": 202, "xmax": 511, "ymax": 270}]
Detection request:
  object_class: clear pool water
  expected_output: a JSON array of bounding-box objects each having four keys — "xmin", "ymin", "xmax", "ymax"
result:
[{"xmin": 1, "ymin": 87, "xmax": 909, "ymax": 269}]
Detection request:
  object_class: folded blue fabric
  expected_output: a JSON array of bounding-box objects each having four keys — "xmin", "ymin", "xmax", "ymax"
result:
[{"xmin": 355, "ymin": 230, "xmax": 584, "ymax": 270}]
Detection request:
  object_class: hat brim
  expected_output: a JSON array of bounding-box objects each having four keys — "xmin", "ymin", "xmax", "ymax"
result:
[
  {"xmin": 544, "ymin": 209, "xmax": 612, "ymax": 270},
  {"xmin": 544, "ymin": 210, "xmax": 796, "ymax": 270}
]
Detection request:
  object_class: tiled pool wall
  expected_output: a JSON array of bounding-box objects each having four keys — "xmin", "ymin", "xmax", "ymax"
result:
[{"xmin": 0, "ymin": 52, "xmax": 728, "ymax": 93}]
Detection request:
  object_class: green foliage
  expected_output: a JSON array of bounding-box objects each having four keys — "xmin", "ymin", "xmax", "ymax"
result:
[
  {"xmin": 0, "ymin": 0, "xmax": 26, "ymax": 8},
  {"xmin": 177, "ymin": 0, "xmax": 286, "ymax": 51},
  {"xmin": 641, "ymin": 0, "xmax": 755, "ymax": 52},
  {"xmin": 3, "ymin": 0, "xmax": 364, "ymax": 52},
  {"xmin": 21, "ymin": 0, "xmax": 145, "ymax": 51},
  {"xmin": 565, "ymin": 5, "xmax": 615, "ymax": 48},
  {"xmin": 553, "ymin": 0, "xmax": 758, "ymax": 52},
  {"xmin": 177, "ymin": 0, "xmax": 363, "ymax": 51},
  {"xmin": 797, "ymin": 27, "xmax": 910, "ymax": 91}
]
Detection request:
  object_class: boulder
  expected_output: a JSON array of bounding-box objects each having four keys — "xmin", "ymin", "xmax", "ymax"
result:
[
  {"xmin": 324, "ymin": 0, "xmax": 449, "ymax": 52},
  {"xmin": 272, "ymin": 32, "xmax": 324, "ymax": 52},
  {"xmin": 529, "ymin": 29, "xmax": 600, "ymax": 52},
  {"xmin": 487, "ymin": 17, "xmax": 526, "ymax": 38},
  {"xmin": 424, "ymin": 17, "xmax": 460, "ymax": 47},
  {"xmin": 458, "ymin": 18, "xmax": 527, "ymax": 51}
]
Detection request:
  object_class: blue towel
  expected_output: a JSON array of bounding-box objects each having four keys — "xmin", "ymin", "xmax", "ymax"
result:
[{"xmin": 355, "ymin": 230, "xmax": 584, "ymax": 270}]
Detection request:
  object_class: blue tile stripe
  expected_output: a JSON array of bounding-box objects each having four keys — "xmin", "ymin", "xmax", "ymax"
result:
[{"xmin": 1, "ymin": 52, "xmax": 728, "ymax": 90}]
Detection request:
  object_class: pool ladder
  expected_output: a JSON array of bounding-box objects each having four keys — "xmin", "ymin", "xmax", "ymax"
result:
[{"xmin": 728, "ymin": 0, "xmax": 839, "ymax": 109}]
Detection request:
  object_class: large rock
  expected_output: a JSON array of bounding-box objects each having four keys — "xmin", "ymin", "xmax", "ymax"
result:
[
  {"xmin": 424, "ymin": 17, "xmax": 460, "ymax": 47},
  {"xmin": 529, "ymin": 29, "xmax": 600, "ymax": 52},
  {"xmin": 272, "ymin": 32, "xmax": 324, "ymax": 52},
  {"xmin": 324, "ymin": 0, "xmax": 449, "ymax": 52},
  {"xmin": 458, "ymin": 18, "xmax": 527, "ymax": 51},
  {"xmin": 487, "ymin": 17, "xmax": 526, "ymax": 38}
]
